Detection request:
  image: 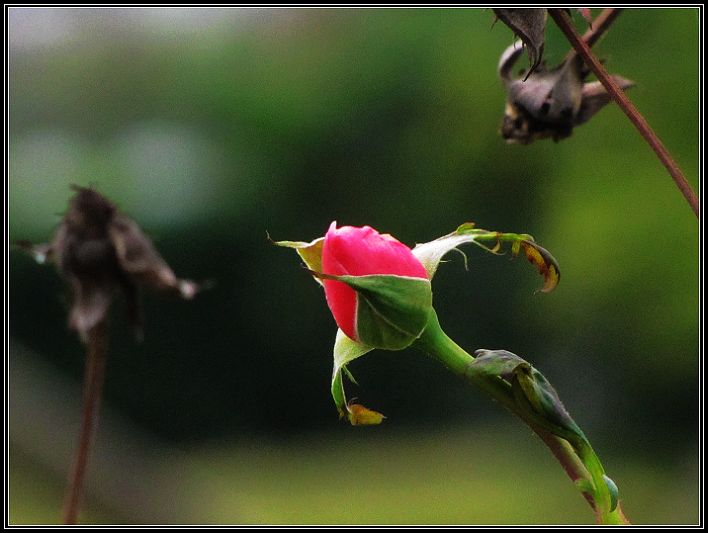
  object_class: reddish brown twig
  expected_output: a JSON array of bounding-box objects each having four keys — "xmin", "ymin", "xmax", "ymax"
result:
[
  {"xmin": 61, "ymin": 322, "xmax": 108, "ymax": 524},
  {"xmin": 550, "ymin": 9, "xmax": 699, "ymax": 217},
  {"xmin": 563, "ymin": 8, "xmax": 624, "ymax": 63}
]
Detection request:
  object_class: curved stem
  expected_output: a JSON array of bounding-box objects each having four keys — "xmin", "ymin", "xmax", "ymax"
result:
[
  {"xmin": 61, "ymin": 321, "xmax": 108, "ymax": 524},
  {"xmin": 415, "ymin": 310, "xmax": 630, "ymax": 524},
  {"xmin": 549, "ymin": 8, "xmax": 699, "ymax": 218}
]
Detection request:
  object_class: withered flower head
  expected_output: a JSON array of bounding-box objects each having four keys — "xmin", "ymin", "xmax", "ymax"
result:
[
  {"xmin": 16, "ymin": 186, "xmax": 199, "ymax": 342},
  {"xmin": 498, "ymin": 42, "xmax": 634, "ymax": 144}
]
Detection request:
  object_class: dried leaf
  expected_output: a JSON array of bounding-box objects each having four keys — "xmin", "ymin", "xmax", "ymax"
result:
[
  {"xmin": 13, "ymin": 240, "xmax": 53, "ymax": 264},
  {"xmin": 347, "ymin": 403, "xmax": 386, "ymax": 426},
  {"xmin": 515, "ymin": 240, "xmax": 560, "ymax": 293},
  {"xmin": 66, "ymin": 274, "xmax": 114, "ymax": 338},
  {"xmin": 109, "ymin": 214, "xmax": 198, "ymax": 298},
  {"xmin": 576, "ymin": 77, "xmax": 635, "ymax": 125},
  {"xmin": 331, "ymin": 329, "xmax": 374, "ymax": 423},
  {"xmin": 494, "ymin": 9, "xmax": 547, "ymax": 74}
]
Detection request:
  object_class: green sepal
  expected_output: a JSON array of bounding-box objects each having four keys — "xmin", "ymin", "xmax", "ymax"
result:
[
  {"xmin": 326, "ymin": 273, "xmax": 432, "ymax": 424},
  {"xmin": 412, "ymin": 223, "xmax": 560, "ymax": 292},
  {"xmin": 271, "ymin": 236, "xmax": 325, "ymax": 286},
  {"xmin": 317, "ymin": 273, "xmax": 433, "ymax": 351},
  {"xmin": 331, "ymin": 329, "xmax": 383, "ymax": 425}
]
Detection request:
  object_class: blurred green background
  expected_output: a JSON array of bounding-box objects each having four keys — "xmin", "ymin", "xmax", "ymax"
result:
[{"xmin": 8, "ymin": 7, "xmax": 699, "ymax": 525}]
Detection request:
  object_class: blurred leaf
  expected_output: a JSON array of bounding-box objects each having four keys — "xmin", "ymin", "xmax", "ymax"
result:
[{"xmin": 13, "ymin": 240, "xmax": 53, "ymax": 264}]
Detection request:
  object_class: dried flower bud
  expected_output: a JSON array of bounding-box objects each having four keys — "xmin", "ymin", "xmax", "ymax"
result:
[
  {"xmin": 16, "ymin": 186, "xmax": 199, "ymax": 342},
  {"xmin": 498, "ymin": 42, "xmax": 634, "ymax": 144}
]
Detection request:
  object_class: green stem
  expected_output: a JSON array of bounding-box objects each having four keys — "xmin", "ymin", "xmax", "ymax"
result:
[
  {"xmin": 572, "ymin": 438, "xmax": 627, "ymax": 525},
  {"xmin": 415, "ymin": 310, "xmax": 629, "ymax": 524}
]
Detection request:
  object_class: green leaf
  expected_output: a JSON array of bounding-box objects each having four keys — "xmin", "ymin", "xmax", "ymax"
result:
[
  {"xmin": 272, "ymin": 236, "xmax": 325, "ymax": 286},
  {"xmin": 470, "ymin": 349, "xmax": 584, "ymax": 440},
  {"xmin": 412, "ymin": 222, "xmax": 481, "ymax": 278},
  {"xmin": 318, "ymin": 273, "xmax": 433, "ymax": 350},
  {"xmin": 412, "ymin": 223, "xmax": 560, "ymax": 292},
  {"xmin": 603, "ymin": 474, "xmax": 619, "ymax": 512},
  {"xmin": 470, "ymin": 349, "xmax": 530, "ymax": 379},
  {"xmin": 512, "ymin": 363, "xmax": 585, "ymax": 440}
]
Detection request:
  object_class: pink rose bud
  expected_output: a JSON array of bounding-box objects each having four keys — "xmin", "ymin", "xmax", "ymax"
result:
[{"xmin": 322, "ymin": 222, "xmax": 429, "ymax": 342}]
